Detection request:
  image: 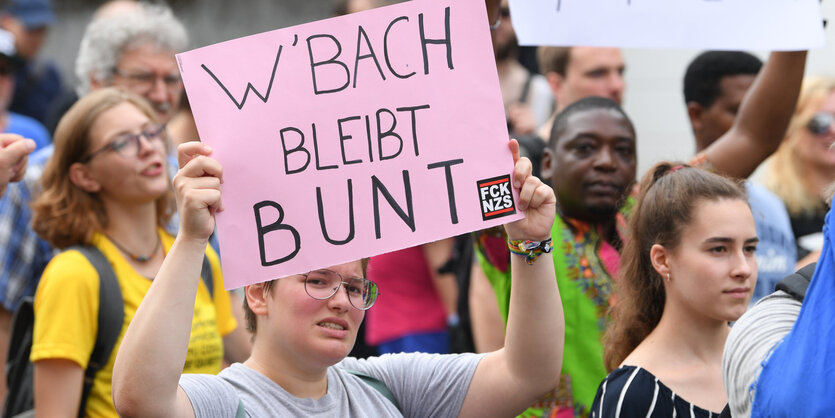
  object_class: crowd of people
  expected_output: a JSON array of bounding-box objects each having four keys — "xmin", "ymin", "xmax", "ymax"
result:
[{"xmin": 0, "ymin": 0, "xmax": 831, "ymax": 417}]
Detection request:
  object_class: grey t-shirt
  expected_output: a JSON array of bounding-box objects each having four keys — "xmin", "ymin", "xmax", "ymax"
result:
[{"xmin": 179, "ymin": 352, "xmax": 485, "ymax": 417}]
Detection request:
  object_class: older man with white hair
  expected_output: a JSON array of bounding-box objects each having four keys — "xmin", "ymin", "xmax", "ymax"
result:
[{"xmin": 0, "ymin": 2, "xmax": 190, "ymax": 399}]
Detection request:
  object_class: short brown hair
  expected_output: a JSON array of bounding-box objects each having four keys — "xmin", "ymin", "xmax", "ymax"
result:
[
  {"xmin": 31, "ymin": 87, "xmax": 174, "ymax": 249},
  {"xmin": 243, "ymin": 258, "xmax": 370, "ymax": 335},
  {"xmin": 537, "ymin": 46, "xmax": 572, "ymax": 77}
]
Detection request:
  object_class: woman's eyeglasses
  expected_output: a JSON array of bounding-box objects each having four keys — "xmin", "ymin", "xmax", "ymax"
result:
[
  {"xmin": 81, "ymin": 123, "xmax": 167, "ymax": 163},
  {"xmin": 807, "ymin": 112, "xmax": 834, "ymax": 136},
  {"xmin": 303, "ymin": 269, "xmax": 379, "ymax": 310}
]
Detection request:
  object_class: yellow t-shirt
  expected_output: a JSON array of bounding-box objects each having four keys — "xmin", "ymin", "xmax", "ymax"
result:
[{"xmin": 31, "ymin": 229, "xmax": 236, "ymax": 418}]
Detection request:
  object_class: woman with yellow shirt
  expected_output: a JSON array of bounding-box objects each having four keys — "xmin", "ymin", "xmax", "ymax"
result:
[{"xmin": 29, "ymin": 88, "xmax": 249, "ymax": 417}]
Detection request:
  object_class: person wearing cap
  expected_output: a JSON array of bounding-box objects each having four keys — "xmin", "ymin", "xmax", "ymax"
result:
[
  {"xmin": 0, "ymin": 28, "xmax": 49, "ymax": 149},
  {"xmin": 0, "ymin": 0, "xmax": 67, "ymax": 127}
]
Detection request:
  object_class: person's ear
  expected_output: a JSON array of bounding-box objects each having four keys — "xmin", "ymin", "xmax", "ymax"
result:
[
  {"xmin": 687, "ymin": 102, "xmax": 705, "ymax": 134},
  {"xmin": 650, "ymin": 243, "xmax": 671, "ymax": 280},
  {"xmin": 89, "ymin": 73, "xmax": 107, "ymax": 90},
  {"xmin": 545, "ymin": 71, "xmax": 563, "ymax": 96},
  {"xmin": 245, "ymin": 283, "xmax": 270, "ymax": 317},
  {"xmin": 541, "ymin": 147, "xmax": 555, "ymax": 180},
  {"xmin": 69, "ymin": 162, "xmax": 101, "ymax": 193}
]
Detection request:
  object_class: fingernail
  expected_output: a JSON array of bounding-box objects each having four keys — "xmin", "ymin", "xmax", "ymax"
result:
[{"xmin": 24, "ymin": 139, "xmax": 35, "ymax": 151}]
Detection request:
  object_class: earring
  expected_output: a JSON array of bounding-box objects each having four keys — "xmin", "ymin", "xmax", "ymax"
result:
[{"xmin": 666, "ymin": 273, "xmax": 671, "ymax": 282}]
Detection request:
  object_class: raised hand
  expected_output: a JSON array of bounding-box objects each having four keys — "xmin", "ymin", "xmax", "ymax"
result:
[
  {"xmin": 172, "ymin": 141, "xmax": 224, "ymax": 243},
  {"xmin": 0, "ymin": 134, "xmax": 36, "ymax": 196},
  {"xmin": 503, "ymin": 139, "xmax": 555, "ymax": 242}
]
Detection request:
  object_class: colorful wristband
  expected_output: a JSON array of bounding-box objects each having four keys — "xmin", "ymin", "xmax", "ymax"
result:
[{"xmin": 507, "ymin": 237, "xmax": 553, "ymax": 265}]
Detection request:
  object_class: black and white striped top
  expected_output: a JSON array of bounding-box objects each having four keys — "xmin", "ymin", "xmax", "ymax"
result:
[{"xmin": 590, "ymin": 366, "xmax": 721, "ymax": 418}]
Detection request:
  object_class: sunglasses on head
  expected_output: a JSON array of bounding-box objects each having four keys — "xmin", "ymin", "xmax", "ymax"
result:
[{"xmin": 807, "ymin": 112, "xmax": 834, "ymax": 136}]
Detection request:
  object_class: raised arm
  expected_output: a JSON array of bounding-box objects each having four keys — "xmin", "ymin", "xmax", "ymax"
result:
[
  {"xmin": 112, "ymin": 142, "xmax": 222, "ymax": 418},
  {"xmin": 703, "ymin": 51, "xmax": 807, "ymax": 178},
  {"xmin": 459, "ymin": 139, "xmax": 563, "ymax": 418},
  {"xmin": 0, "ymin": 134, "xmax": 35, "ymax": 197}
]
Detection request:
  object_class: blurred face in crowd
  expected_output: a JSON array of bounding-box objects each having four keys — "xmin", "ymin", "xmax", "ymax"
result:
[
  {"xmin": 0, "ymin": 57, "xmax": 15, "ymax": 110},
  {"xmin": 796, "ymin": 90, "xmax": 835, "ymax": 170},
  {"xmin": 658, "ymin": 198, "xmax": 757, "ymax": 323},
  {"xmin": 95, "ymin": 41, "xmax": 183, "ymax": 123},
  {"xmin": 688, "ymin": 74, "xmax": 756, "ymax": 150},
  {"xmin": 554, "ymin": 47, "xmax": 625, "ymax": 111},
  {"xmin": 491, "ymin": 0, "xmax": 517, "ymax": 61},
  {"xmin": 542, "ymin": 107, "xmax": 636, "ymax": 222},
  {"xmin": 0, "ymin": 15, "xmax": 48, "ymax": 60}
]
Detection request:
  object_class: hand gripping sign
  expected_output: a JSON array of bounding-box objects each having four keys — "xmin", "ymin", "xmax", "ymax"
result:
[{"xmin": 177, "ymin": 0, "xmax": 522, "ymax": 289}]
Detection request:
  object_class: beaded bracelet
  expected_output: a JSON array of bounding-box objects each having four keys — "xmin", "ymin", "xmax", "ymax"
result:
[{"xmin": 507, "ymin": 237, "xmax": 553, "ymax": 265}]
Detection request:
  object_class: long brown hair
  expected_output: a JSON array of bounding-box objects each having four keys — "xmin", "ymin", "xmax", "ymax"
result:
[
  {"xmin": 603, "ymin": 162, "xmax": 747, "ymax": 371},
  {"xmin": 31, "ymin": 87, "xmax": 174, "ymax": 249}
]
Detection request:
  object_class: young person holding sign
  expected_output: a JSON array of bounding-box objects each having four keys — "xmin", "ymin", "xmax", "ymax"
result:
[{"xmin": 111, "ymin": 139, "xmax": 564, "ymax": 417}]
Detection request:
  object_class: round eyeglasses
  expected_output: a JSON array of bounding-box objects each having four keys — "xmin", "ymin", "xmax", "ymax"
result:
[
  {"xmin": 303, "ymin": 269, "xmax": 379, "ymax": 310},
  {"xmin": 81, "ymin": 123, "xmax": 167, "ymax": 163}
]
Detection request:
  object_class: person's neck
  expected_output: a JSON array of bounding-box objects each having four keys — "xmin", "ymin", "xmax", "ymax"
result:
[
  {"xmin": 648, "ymin": 303, "xmax": 730, "ymax": 364},
  {"xmin": 244, "ymin": 339, "xmax": 329, "ymax": 399},
  {"xmin": 101, "ymin": 199, "xmax": 159, "ymax": 253},
  {"xmin": 802, "ymin": 163, "xmax": 835, "ymax": 205},
  {"xmin": 562, "ymin": 208, "xmax": 620, "ymax": 247}
]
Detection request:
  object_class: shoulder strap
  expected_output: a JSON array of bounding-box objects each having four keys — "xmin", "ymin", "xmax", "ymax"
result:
[
  {"xmin": 518, "ymin": 71, "xmax": 534, "ymax": 104},
  {"xmin": 345, "ymin": 369, "xmax": 402, "ymax": 413},
  {"xmin": 201, "ymin": 253, "xmax": 213, "ymax": 298},
  {"xmin": 68, "ymin": 245, "xmax": 124, "ymax": 418},
  {"xmin": 776, "ymin": 262, "xmax": 816, "ymax": 303},
  {"xmin": 2, "ymin": 298, "xmax": 36, "ymax": 418}
]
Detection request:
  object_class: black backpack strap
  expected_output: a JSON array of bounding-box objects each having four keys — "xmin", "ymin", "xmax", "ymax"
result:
[
  {"xmin": 68, "ymin": 246, "xmax": 124, "ymax": 418},
  {"xmin": 345, "ymin": 369, "xmax": 401, "ymax": 413},
  {"xmin": 201, "ymin": 253, "xmax": 213, "ymax": 298},
  {"xmin": 2, "ymin": 298, "xmax": 36, "ymax": 418},
  {"xmin": 775, "ymin": 262, "xmax": 816, "ymax": 303}
]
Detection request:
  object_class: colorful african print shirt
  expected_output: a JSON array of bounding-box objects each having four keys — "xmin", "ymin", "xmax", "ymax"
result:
[{"xmin": 475, "ymin": 200, "xmax": 633, "ymax": 418}]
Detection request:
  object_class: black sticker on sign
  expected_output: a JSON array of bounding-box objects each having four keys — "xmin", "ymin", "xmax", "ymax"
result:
[{"xmin": 477, "ymin": 174, "xmax": 516, "ymax": 221}]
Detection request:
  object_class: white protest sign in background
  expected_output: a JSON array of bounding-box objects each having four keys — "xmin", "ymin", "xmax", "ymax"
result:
[
  {"xmin": 509, "ymin": 0, "xmax": 825, "ymax": 50},
  {"xmin": 177, "ymin": 0, "xmax": 522, "ymax": 288}
]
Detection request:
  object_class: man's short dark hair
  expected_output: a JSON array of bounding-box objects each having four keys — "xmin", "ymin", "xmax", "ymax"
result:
[
  {"xmin": 683, "ymin": 51, "xmax": 763, "ymax": 108},
  {"xmin": 549, "ymin": 96, "xmax": 635, "ymax": 148}
]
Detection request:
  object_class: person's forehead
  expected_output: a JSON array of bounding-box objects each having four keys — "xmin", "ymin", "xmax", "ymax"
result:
[
  {"xmin": 568, "ymin": 47, "xmax": 623, "ymax": 71},
  {"xmin": 714, "ymin": 74, "xmax": 756, "ymax": 105},
  {"xmin": 557, "ymin": 108, "xmax": 634, "ymax": 143},
  {"xmin": 117, "ymin": 43, "xmax": 178, "ymax": 73},
  {"xmin": 323, "ymin": 261, "xmax": 364, "ymax": 277}
]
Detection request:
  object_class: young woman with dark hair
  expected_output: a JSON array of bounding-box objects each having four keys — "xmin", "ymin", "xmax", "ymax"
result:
[{"xmin": 591, "ymin": 162, "xmax": 757, "ymax": 417}]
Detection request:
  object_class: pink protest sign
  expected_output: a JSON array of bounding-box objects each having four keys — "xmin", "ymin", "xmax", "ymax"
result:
[{"xmin": 177, "ymin": 0, "xmax": 521, "ymax": 289}]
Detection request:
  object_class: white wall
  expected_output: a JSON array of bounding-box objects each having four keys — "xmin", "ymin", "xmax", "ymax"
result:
[{"xmin": 622, "ymin": 1, "xmax": 835, "ymax": 176}]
